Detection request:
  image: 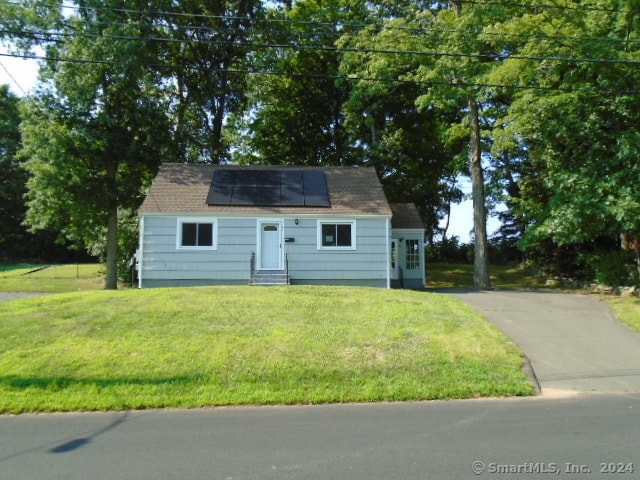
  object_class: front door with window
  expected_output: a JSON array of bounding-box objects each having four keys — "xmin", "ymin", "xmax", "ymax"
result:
[{"xmin": 259, "ymin": 222, "xmax": 282, "ymax": 270}]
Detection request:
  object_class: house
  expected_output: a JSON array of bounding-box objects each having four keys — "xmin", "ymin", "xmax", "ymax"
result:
[{"xmin": 137, "ymin": 163, "xmax": 425, "ymax": 288}]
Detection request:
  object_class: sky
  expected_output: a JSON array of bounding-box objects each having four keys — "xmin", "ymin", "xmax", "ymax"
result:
[{"xmin": 0, "ymin": 49, "xmax": 500, "ymax": 243}]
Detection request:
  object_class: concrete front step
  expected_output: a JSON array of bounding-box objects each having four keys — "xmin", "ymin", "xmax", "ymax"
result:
[{"xmin": 250, "ymin": 271, "xmax": 290, "ymax": 285}]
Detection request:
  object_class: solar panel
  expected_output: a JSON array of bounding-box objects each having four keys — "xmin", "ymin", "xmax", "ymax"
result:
[
  {"xmin": 302, "ymin": 170, "xmax": 330, "ymax": 206},
  {"xmin": 254, "ymin": 185, "xmax": 281, "ymax": 205},
  {"xmin": 206, "ymin": 169, "xmax": 330, "ymax": 207},
  {"xmin": 212, "ymin": 170, "xmax": 239, "ymax": 185},
  {"xmin": 230, "ymin": 185, "xmax": 256, "ymax": 205},
  {"xmin": 280, "ymin": 184, "xmax": 305, "ymax": 206},
  {"xmin": 280, "ymin": 170, "xmax": 303, "ymax": 186},
  {"xmin": 205, "ymin": 183, "xmax": 233, "ymax": 205}
]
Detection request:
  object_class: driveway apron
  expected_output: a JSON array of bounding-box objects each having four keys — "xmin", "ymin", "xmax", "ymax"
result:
[
  {"xmin": 0, "ymin": 292, "xmax": 47, "ymax": 303},
  {"xmin": 445, "ymin": 290, "xmax": 640, "ymax": 396}
]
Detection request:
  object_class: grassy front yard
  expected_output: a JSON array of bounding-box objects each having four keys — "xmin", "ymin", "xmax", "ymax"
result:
[{"xmin": 0, "ymin": 286, "xmax": 534, "ymax": 413}]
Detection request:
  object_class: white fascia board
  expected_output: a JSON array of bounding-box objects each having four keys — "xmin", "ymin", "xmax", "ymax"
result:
[{"xmin": 142, "ymin": 212, "xmax": 392, "ymax": 221}]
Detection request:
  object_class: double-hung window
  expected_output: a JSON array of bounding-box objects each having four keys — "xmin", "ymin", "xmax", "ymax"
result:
[
  {"xmin": 318, "ymin": 220, "xmax": 356, "ymax": 249},
  {"xmin": 177, "ymin": 219, "xmax": 217, "ymax": 249}
]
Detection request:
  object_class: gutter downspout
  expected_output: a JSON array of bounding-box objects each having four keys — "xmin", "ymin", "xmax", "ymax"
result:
[
  {"xmin": 421, "ymin": 232, "xmax": 426, "ymax": 288},
  {"xmin": 137, "ymin": 215, "xmax": 144, "ymax": 289},
  {"xmin": 386, "ymin": 217, "xmax": 391, "ymax": 289}
]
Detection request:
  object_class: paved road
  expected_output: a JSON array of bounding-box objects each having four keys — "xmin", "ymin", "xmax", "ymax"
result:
[
  {"xmin": 446, "ymin": 289, "xmax": 640, "ymax": 396},
  {"xmin": 2, "ymin": 395, "xmax": 640, "ymax": 480}
]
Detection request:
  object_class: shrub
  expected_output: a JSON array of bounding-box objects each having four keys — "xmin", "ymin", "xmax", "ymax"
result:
[{"xmin": 591, "ymin": 250, "xmax": 638, "ymax": 288}]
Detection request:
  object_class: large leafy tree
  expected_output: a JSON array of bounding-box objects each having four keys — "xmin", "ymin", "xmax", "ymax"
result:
[
  {"xmin": 338, "ymin": 7, "xmax": 462, "ymax": 235},
  {"xmin": 0, "ymin": 85, "xmax": 25, "ymax": 258},
  {"xmin": 233, "ymin": 0, "xmax": 366, "ymax": 166},
  {"xmin": 20, "ymin": 0, "xmax": 174, "ymax": 289},
  {"xmin": 485, "ymin": 0, "xmax": 640, "ymax": 279},
  {"xmin": 346, "ymin": 1, "xmax": 514, "ymax": 287},
  {"xmin": 158, "ymin": 0, "xmax": 264, "ymax": 163}
]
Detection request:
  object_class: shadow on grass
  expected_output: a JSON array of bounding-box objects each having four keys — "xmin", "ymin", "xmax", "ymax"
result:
[{"xmin": 1, "ymin": 375, "xmax": 200, "ymax": 390}]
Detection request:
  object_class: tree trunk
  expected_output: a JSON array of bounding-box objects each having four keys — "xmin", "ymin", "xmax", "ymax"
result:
[
  {"xmin": 105, "ymin": 159, "xmax": 118, "ymax": 290},
  {"xmin": 469, "ymin": 97, "xmax": 491, "ymax": 289},
  {"xmin": 210, "ymin": 66, "xmax": 228, "ymax": 163}
]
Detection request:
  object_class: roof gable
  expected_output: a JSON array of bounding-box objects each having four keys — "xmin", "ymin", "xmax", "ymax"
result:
[
  {"xmin": 140, "ymin": 163, "xmax": 392, "ymax": 217},
  {"xmin": 390, "ymin": 203, "xmax": 425, "ymax": 230}
]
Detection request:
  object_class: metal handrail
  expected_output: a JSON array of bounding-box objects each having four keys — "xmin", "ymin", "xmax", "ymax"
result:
[{"xmin": 285, "ymin": 253, "xmax": 289, "ymax": 284}]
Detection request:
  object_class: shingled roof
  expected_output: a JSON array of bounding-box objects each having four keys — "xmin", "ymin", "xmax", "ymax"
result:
[
  {"xmin": 140, "ymin": 163, "xmax": 393, "ymax": 216},
  {"xmin": 389, "ymin": 203, "xmax": 424, "ymax": 229}
]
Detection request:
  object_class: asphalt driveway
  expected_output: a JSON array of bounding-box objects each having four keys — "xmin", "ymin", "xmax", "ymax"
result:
[
  {"xmin": 445, "ymin": 289, "xmax": 640, "ymax": 396},
  {"xmin": 0, "ymin": 292, "xmax": 47, "ymax": 303}
]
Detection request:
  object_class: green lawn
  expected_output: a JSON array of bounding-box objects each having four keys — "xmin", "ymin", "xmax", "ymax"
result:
[
  {"xmin": 0, "ymin": 263, "xmax": 106, "ymax": 292},
  {"xmin": 427, "ymin": 263, "xmax": 546, "ymax": 290},
  {"xmin": 607, "ymin": 297, "xmax": 640, "ymax": 334},
  {"xmin": 0, "ymin": 286, "xmax": 534, "ymax": 413}
]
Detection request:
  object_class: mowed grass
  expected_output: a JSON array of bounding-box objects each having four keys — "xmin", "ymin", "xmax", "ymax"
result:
[
  {"xmin": 0, "ymin": 286, "xmax": 534, "ymax": 413},
  {"xmin": 0, "ymin": 264, "xmax": 105, "ymax": 293},
  {"xmin": 607, "ymin": 297, "xmax": 640, "ymax": 333}
]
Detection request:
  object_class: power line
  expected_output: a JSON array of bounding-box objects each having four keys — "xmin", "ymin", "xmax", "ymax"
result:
[
  {"xmin": 464, "ymin": 0, "xmax": 640, "ymax": 14},
  {"xmin": 6, "ymin": 14, "xmax": 639, "ymax": 48},
  {"xmin": 4, "ymin": 0, "xmax": 640, "ymax": 52},
  {"xmin": 0, "ymin": 58, "xmax": 26, "ymax": 95},
  {"xmin": 34, "ymin": 18, "xmax": 640, "ymax": 47},
  {"xmin": 2, "ymin": 51, "xmax": 638, "ymax": 95},
  {"xmin": 39, "ymin": 0, "xmax": 640, "ymax": 21},
  {"xmin": 6, "ymin": 0, "xmax": 640, "ymax": 33},
  {"xmin": 2, "ymin": 27, "xmax": 639, "ymax": 67}
]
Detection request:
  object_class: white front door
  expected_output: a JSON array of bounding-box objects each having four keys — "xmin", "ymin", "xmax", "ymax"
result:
[{"xmin": 259, "ymin": 222, "xmax": 282, "ymax": 270}]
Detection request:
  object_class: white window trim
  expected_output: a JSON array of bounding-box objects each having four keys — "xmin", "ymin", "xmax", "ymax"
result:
[
  {"xmin": 317, "ymin": 219, "xmax": 357, "ymax": 250},
  {"xmin": 176, "ymin": 217, "xmax": 218, "ymax": 250}
]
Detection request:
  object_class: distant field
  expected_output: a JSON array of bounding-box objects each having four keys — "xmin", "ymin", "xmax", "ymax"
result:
[
  {"xmin": 426, "ymin": 263, "xmax": 546, "ymax": 290},
  {"xmin": 0, "ymin": 264, "xmax": 105, "ymax": 292}
]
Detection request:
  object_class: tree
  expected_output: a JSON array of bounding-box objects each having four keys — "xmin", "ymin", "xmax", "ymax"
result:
[
  {"xmin": 20, "ymin": 1, "xmax": 174, "ymax": 288},
  {"xmin": 158, "ymin": 0, "xmax": 264, "ymax": 163},
  {"xmin": 0, "ymin": 85, "xmax": 25, "ymax": 258},
  {"xmin": 338, "ymin": 8, "xmax": 462, "ymax": 234},
  {"xmin": 485, "ymin": 0, "xmax": 640, "ymax": 281},
  {"xmin": 408, "ymin": 1, "xmax": 518, "ymax": 288},
  {"xmin": 232, "ymin": 0, "xmax": 364, "ymax": 166}
]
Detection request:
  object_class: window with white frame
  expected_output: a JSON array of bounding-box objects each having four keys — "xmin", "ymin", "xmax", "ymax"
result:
[
  {"xmin": 177, "ymin": 219, "xmax": 217, "ymax": 249},
  {"xmin": 406, "ymin": 239, "xmax": 420, "ymax": 269},
  {"xmin": 318, "ymin": 220, "xmax": 356, "ymax": 249}
]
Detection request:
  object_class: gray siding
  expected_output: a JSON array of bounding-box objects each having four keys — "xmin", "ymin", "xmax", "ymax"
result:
[
  {"xmin": 282, "ymin": 218, "xmax": 388, "ymax": 284},
  {"xmin": 140, "ymin": 217, "xmax": 255, "ymax": 286},
  {"xmin": 139, "ymin": 215, "xmax": 390, "ymax": 288}
]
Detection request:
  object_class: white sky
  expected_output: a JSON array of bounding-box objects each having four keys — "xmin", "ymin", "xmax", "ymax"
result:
[
  {"xmin": 439, "ymin": 179, "xmax": 503, "ymax": 244},
  {"xmin": 0, "ymin": 49, "xmax": 500, "ymax": 244},
  {"xmin": 0, "ymin": 47, "xmax": 40, "ymax": 95}
]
